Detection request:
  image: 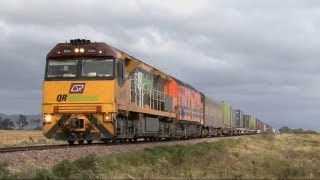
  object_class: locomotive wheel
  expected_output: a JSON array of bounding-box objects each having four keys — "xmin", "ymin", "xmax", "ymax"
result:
[
  {"xmin": 87, "ymin": 140, "xmax": 93, "ymax": 144},
  {"xmin": 78, "ymin": 140, "xmax": 84, "ymax": 145},
  {"xmin": 67, "ymin": 140, "xmax": 75, "ymax": 145}
]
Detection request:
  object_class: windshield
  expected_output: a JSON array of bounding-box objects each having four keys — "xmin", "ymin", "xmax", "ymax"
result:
[
  {"xmin": 46, "ymin": 59, "xmax": 114, "ymax": 79},
  {"xmin": 47, "ymin": 60, "xmax": 78, "ymax": 78},
  {"xmin": 82, "ymin": 59, "xmax": 114, "ymax": 77}
]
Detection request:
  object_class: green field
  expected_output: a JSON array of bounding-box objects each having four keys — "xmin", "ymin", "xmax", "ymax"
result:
[{"xmin": 2, "ymin": 134, "xmax": 320, "ymax": 179}]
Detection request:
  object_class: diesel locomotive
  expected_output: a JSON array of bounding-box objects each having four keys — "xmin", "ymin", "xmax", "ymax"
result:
[{"xmin": 42, "ymin": 39, "xmax": 273, "ymax": 145}]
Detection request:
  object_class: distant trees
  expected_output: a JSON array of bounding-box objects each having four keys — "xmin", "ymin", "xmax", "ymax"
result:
[
  {"xmin": 0, "ymin": 114, "xmax": 41, "ymax": 130},
  {"xmin": 0, "ymin": 117, "xmax": 15, "ymax": 130},
  {"xmin": 31, "ymin": 118, "xmax": 42, "ymax": 130},
  {"xmin": 16, "ymin": 114, "xmax": 29, "ymax": 129},
  {"xmin": 279, "ymin": 126, "xmax": 318, "ymax": 134}
]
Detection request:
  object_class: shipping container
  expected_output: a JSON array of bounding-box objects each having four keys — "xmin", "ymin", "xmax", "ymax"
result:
[
  {"xmin": 256, "ymin": 119, "xmax": 261, "ymax": 130},
  {"xmin": 243, "ymin": 114, "xmax": 250, "ymax": 129},
  {"xmin": 249, "ymin": 115, "xmax": 256, "ymax": 130},
  {"xmin": 222, "ymin": 101, "xmax": 232, "ymax": 128},
  {"xmin": 263, "ymin": 123, "xmax": 267, "ymax": 132},
  {"xmin": 203, "ymin": 96, "xmax": 223, "ymax": 128},
  {"xmin": 233, "ymin": 110, "xmax": 243, "ymax": 128},
  {"xmin": 260, "ymin": 121, "xmax": 264, "ymax": 132},
  {"xmin": 231, "ymin": 109, "xmax": 236, "ymax": 128},
  {"xmin": 266, "ymin": 124, "xmax": 272, "ymax": 133}
]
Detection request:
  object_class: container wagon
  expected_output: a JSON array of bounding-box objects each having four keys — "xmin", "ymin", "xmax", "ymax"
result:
[
  {"xmin": 234, "ymin": 110, "xmax": 245, "ymax": 134},
  {"xmin": 202, "ymin": 95, "xmax": 223, "ymax": 136}
]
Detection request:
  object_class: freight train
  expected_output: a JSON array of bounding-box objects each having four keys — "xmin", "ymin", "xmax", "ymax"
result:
[{"xmin": 42, "ymin": 39, "xmax": 274, "ymax": 145}]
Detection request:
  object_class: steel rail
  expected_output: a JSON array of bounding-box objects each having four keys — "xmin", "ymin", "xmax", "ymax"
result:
[{"xmin": 0, "ymin": 144, "xmax": 99, "ymax": 153}]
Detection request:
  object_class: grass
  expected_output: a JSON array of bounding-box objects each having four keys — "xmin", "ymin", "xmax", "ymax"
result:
[
  {"xmin": 2, "ymin": 134, "xmax": 320, "ymax": 179},
  {"xmin": 0, "ymin": 130, "xmax": 63, "ymax": 147},
  {"xmin": 0, "ymin": 130, "xmax": 43, "ymax": 135}
]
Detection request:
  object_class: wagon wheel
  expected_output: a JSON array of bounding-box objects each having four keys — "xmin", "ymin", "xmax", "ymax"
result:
[
  {"xmin": 87, "ymin": 140, "xmax": 93, "ymax": 144},
  {"xmin": 104, "ymin": 139, "xmax": 110, "ymax": 144},
  {"xmin": 67, "ymin": 140, "xmax": 75, "ymax": 145},
  {"xmin": 113, "ymin": 138, "xmax": 119, "ymax": 144}
]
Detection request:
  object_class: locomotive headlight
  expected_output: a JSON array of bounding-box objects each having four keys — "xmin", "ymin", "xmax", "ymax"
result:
[
  {"xmin": 74, "ymin": 48, "xmax": 80, "ymax": 53},
  {"xmin": 80, "ymin": 48, "xmax": 85, "ymax": 53},
  {"xmin": 105, "ymin": 115, "xmax": 110, "ymax": 121},
  {"xmin": 43, "ymin": 114, "xmax": 53, "ymax": 123}
]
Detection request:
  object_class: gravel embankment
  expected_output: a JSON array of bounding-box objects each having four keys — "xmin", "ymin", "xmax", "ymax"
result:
[{"xmin": 0, "ymin": 136, "xmax": 241, "ymax": 172}]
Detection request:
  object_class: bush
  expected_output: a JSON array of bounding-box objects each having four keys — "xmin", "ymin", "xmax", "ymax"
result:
[
  {"xmin": 74, "ymin": 154, "xmax": 98, "ymax": 171},
  {"xmin": 39, "ymin": 155, "xmax": 100, "ymax": 179},
  {"xmin": 52, "ymin": 159, "xmax": 77, "ymax": 178},
  {"xmin": 36, "ymin": 138, "xmax": 48, "ymax": 144},
  {"xmin": 0, "ymin": 162, "xmax": 11, "ymax": 179},
  {"xmin": 33, "ymin": 169, "xmax": 58, "ymax": 180}
]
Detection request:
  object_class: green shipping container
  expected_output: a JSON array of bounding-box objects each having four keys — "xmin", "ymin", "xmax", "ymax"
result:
[
  {"xmin": 243, "ymin": 114, "xmax": 250, "ymax": 129},
  {"xmin": 222, "ymin": 101, "xmax": 232, "ymax": 128},
  {"xmin": 249, "ymin": 116, "xmax": 256, "ymax": 130}
]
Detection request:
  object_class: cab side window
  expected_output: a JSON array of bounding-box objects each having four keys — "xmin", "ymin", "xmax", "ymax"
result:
[
  {"xmin": 117, "ymin": 61, "xmax": 124, "ymax": 79},
  {"xmin": 117, "ymin": 61, "xmax": 125, "ymax": 86}
]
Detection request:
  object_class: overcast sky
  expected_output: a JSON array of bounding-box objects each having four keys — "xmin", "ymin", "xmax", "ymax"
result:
[{"xmin": 0, "ymin": 0, "xmax": 319, "ymax": 131}]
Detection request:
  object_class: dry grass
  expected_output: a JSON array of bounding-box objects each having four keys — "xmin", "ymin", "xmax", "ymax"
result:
[
  {"xmin": 97, "ymin": 134, "xmax": 320, "ymax": 179},
  {"xmin": 2, "ymin": 134, "xmax": 320, "ymax": 179},
  {"xmin": 0, "ymin": 130, "xmax": 62, "ymax": 147},
  {"xmin": 0, "ymin": 130, "xmax": 43, "ymax": 135},
  {"xmin": 226, "ymin": 134, "xmax": 320, "ymax": 179}
]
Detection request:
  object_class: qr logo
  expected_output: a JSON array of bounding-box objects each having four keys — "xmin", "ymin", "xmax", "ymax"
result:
[{"xmin": 69, "ymin": 83, "xmax": 85, "ymax": 94}]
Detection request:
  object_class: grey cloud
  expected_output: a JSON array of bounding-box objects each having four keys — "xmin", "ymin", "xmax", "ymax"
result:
[{"xmin": 0, "ymin": 0, "xmax": 319, "ymax": 131}]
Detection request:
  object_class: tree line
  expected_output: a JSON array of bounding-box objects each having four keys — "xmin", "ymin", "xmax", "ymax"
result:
[
  {"xmin": 0, "ymin": 114, "xmax": 41, "ymax": 130},
  {"xmin": 279, "ymin": 126, "xmax": 318, "ymax": 134}
]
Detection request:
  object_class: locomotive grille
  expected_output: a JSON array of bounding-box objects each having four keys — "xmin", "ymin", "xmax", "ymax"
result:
[{"xmin": 53, "ymin": 106, "xmax": 102, "ymax": 113}]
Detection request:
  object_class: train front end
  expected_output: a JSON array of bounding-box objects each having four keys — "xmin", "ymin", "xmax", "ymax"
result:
[{"xmin": 42, "ymin": 39, "xmax": 117, "ymax": 144}]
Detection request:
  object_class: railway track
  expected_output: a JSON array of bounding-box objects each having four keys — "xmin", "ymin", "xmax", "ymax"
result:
[
  {"xmin": 0, "ymin": 135, "xmax": 244, "ymax": 153},
  {"xmin": 0, "ymin": 144, "xmax": 95, "ymax": 153}
]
